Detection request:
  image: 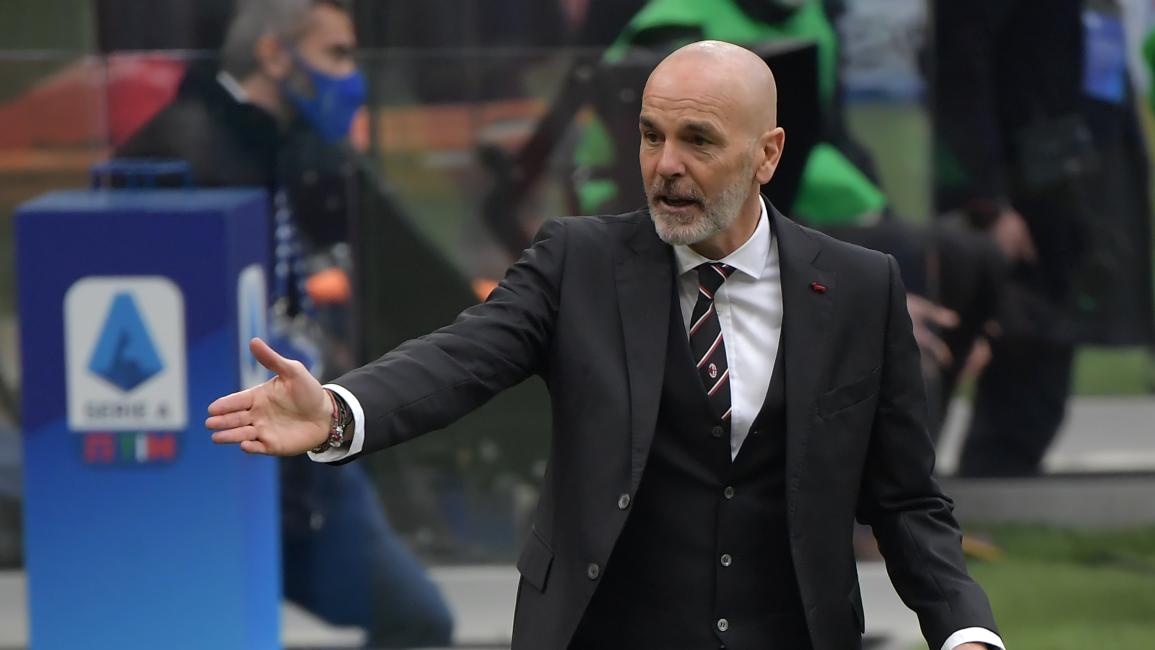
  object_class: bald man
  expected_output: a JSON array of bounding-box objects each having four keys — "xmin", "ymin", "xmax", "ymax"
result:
[{"xmin": 208, "ymin": 41, "xmax": 1002, "ymax": 650}]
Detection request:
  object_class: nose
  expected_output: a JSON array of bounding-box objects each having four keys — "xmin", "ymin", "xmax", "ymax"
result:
[{"xmin": 654, "ymin": 142, "xmax": 685, "ymax": 180}]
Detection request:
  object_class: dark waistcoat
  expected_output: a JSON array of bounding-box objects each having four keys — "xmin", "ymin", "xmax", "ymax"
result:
[{"xmin": 571, "ymin": 292, "xmax": 811, "ymax": 650}]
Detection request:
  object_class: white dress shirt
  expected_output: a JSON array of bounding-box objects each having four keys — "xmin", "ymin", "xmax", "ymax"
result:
[
  {"xmin": 672, "ymin": 198, "xmax": 781, "ymax": 461},
  {"xmin": 310, "ymin": 198, "xmax": 1004, "ymax": 650}
]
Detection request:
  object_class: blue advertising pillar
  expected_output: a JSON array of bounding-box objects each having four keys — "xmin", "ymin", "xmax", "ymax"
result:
[{"xmin": 15, "ymin": 188, "xmax": 279, "ymax": 649}]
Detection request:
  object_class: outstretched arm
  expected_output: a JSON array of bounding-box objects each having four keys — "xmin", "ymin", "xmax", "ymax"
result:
[{"xmin": 207, "ymin": 218, "xmax": 569, "ymax": 460}]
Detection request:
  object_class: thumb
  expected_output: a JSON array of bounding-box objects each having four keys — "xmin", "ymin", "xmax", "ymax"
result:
[{"xmin": 249, "ymin": 338, "xmax": 296, "ymax": 377}]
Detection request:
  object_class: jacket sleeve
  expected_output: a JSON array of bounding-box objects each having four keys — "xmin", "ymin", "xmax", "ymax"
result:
[
  {"xmin": 328, "ymin": 217, "xmax": 568, "ymax": 459},
  {"xmin": 855, "ymin": 254, "xmax": 999, "ymax": 648}
]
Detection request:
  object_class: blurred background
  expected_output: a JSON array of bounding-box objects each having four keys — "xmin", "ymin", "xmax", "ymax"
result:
[{"xmin": 0, "ymin": 0, "xmax": 1153, "ymax": 648}]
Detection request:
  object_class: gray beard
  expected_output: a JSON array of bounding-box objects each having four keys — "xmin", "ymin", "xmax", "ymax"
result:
[{"xmin": 648, "ymin": 167, "xmax": 755, "ymax": 248}]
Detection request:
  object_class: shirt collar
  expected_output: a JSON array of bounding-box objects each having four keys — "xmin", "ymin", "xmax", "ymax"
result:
[
  {"xmin": 673, "ymin": 196, "xmax": 771, "ymax": 280},
  {"xmin": 216, "ymin": 70, "xmax": 250, "ymax": 104}
]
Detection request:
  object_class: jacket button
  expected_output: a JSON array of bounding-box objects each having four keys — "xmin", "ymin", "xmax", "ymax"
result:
[
  {"xmin": 617, "ymin": 493, "xmax": 631, "ymax": 510},
  {"xmin": 720, "ymin": 553, "xmax": 732, "ymax": 567},
  {"xmin": 716, "ymin": 618, "xmax": 729, "ymax": 632},
  {"xmin": 723, "ymin": 486, "xmax": 735, "ymax": 499},
  {"xmin": 710, "ymin": 425, "xmax": 724, "ymax": 438},
  {"xmin": 586, "ymin": 563, "xmax": 600, "ymax": 580}
]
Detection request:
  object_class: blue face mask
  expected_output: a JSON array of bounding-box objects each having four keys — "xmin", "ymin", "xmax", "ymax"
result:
[{"xmin": 283, "ymin": 52, "xmax": 367, "ymax": 143}]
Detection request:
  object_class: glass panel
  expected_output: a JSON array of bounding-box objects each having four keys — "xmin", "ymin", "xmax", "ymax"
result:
[{"xmin": 0, "ymin": 0, "xmax": 1152, "ymax": 579}]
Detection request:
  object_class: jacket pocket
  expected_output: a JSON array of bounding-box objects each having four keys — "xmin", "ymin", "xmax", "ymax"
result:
[
  {"xmin": 815, "ymin": 366, "xmax": 881, "ymax": 418},
  {"xmin": 516, "ymin": 527, "xmax": 554, "ymax": 593}
]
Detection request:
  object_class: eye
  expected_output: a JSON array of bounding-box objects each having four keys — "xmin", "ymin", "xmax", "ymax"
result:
[
  {"xmin": 690, "ymin": 135, "xmax": 710, "ymax": 147},
  {"xmin": 642, "ymin": 131, "xmax": 661, "ymax": 145}
]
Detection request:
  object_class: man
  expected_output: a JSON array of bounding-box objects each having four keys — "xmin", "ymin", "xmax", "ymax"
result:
[
  {"xmin": 567, "ymin": 0, "xmax": 999, "ymax": 434},
  {"xmin": 120, "ymin": 1, "xmax": 455, "ymax": 646},
  {"xmin": 208, "ymin": 41, "xmax": 1001, "ymax": 650},
  {"xmin": 931, "ymin": 0, "xmax": 1142, "ymax": 477}
]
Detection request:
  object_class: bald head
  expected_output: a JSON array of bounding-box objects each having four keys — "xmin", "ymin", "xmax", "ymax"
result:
[
  {"xmin": 638, "ymin": 40, "xmax": 786, "ymax": 259},
  {"xmin": 644, "ymin": 40, "xmax": 778, "ymax": 136}
]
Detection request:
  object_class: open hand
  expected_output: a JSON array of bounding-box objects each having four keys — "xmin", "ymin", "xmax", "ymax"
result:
[
  {"xmin": 205, "ymin": 338, "xmax": 331, "ymax": 455},
  {"xmin": 906, "ymin": 293, "xmax": 960, "ymax": 367}
]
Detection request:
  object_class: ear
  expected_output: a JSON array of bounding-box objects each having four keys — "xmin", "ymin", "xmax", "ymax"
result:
[
  {"xmin": 755, "ymin": 127, "xmax": 785, "ymax": 185},
  {"xmin": 254, "ymin": 33, "xmax": 293, "ymax": 81}
]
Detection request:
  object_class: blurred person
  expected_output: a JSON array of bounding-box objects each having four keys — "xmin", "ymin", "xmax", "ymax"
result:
[
  {"xmin": 117, "ymin": 0, "xmax": 454, "ymax": 645},
  {"xmin": 207, "ymin": 41, "xmax": 1002, "ymax": 650},
  {"xmin": 930, "ymin": 0, "xmax": 1154, "ymax": 476}
]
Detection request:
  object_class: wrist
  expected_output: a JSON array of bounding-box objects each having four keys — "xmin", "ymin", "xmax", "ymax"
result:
[{"xmin": 311, "ymin": 389, "xmax": 353, "ymax": 453}]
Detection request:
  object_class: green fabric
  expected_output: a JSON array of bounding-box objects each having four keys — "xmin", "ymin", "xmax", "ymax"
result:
[
  {"xmin": 1144, "ymin": 29, "xmax": 1155, "ymax": 113},
  {"xmin": 580, "ymin": 178, "xmax": 619, "ymax": 214},
  {"xmin": 790, "ymin": 143, "xmax": 886, "ymax": 224},
  {"xmin": 574, "ymin": 113, "xmax": 613, "ymax": 169},
  {"xmin": 573, "ymin": 117, "xmax": 618, "ymax": 212},
  {"xmin": 607, "ymin": 0, "xmax": 837, "ymax": 106},
  {"xmin": 575, "ymin": 0, "xmax": 885, "ymax": 225}
]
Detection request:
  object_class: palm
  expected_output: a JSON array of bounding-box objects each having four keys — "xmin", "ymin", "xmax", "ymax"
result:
[{"xmin": 206, "ymin": 338, "xmax": 331, "ymax": 456}]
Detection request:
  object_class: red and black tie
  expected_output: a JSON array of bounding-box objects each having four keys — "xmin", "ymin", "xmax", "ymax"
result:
[{"xmin": 689, "ymin": 262, "xmax": 735, "ymax": 430}]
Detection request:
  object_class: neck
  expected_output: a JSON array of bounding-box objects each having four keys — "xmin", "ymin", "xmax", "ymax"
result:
[
  {"xmin": 688, "ymin": 190, "xmax": 762, "ymax": 260},
  {"xmin": 238, "ymin": 74, "xmax": 292, "ymax": 128}
]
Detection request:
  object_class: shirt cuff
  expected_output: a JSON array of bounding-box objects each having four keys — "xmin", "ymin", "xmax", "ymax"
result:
[
  {"xmin": 306, "ymin": 383, "xmax": 365, "ymax": 462},
  {"xmin": 941, "ymin": 627, "xmax": 1005, "ymax": 650}
]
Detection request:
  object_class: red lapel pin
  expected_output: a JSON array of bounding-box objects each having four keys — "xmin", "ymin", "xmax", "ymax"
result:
[{"xmin": 810, "ymin": 281, "xmax": 827, "ymax": 294}]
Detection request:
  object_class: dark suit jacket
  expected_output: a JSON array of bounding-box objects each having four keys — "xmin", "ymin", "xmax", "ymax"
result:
[{"xmin": 333, "ymin": 204, "xmax": 997, "ymax": 650}]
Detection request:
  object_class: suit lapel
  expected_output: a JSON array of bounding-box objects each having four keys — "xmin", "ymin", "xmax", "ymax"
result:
[
  {"xmin": 771, "ymin": 206, "xmax": 835, "ymax": 518},
  {"xmin": 614, "ymin": 213, "xmax": 673, "ymax": 491}
]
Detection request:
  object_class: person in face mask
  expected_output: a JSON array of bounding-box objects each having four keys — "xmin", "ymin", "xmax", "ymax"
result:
[{"xmin": 116, "ymin": 2, "xmax": 457, "ymax": 648}]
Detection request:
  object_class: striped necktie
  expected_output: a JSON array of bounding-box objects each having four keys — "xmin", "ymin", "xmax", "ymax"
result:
[{"xmin": 689, "ymin": 262, "xmax": 736, "ymax": 430}]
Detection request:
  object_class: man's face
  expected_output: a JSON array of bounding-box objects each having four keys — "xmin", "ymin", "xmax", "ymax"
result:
[
  {"xmin": 639, "ymin": 73, "xmax": 758, "ymax": 247},
  {"xmin": 295, "ymin": 3, "xmax": 357, "ymax": 78}
]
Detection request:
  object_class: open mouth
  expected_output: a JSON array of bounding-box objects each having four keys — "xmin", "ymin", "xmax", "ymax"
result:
[{"xmin": 657, "ymin": 195, "xmax": 701, "ymax": 209}]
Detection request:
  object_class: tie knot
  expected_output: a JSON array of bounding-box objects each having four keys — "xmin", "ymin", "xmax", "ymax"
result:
[{"xmin": 696, "ymin": 262, "xmax": 735, "ymax": 298}]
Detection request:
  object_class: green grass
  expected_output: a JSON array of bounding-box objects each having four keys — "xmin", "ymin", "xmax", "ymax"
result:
[
  {"xmin": 1073, "ymin": 347, "xmax": 1155, "ymax": 395},
  {"xmin": 910, "ymin": 526, "xmax": 1155, "ymax": 649}
]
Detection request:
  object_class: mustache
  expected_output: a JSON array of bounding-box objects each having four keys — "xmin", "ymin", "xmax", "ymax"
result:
[{"xmin": 649, "ymin": 179, "xmax": 704, "ymax": 204}]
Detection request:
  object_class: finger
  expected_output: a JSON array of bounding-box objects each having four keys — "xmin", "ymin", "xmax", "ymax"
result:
[
  {"xmin": 927, "ymin": 334, "xmax": 953, "ymax": 367},
  {"xmin": 906, "ymin": 294, "xmax": 931, "ymax": 315},
  {"xmin": 250, "ymin": 338, "xmax": 296, "ymax": 377},
  {"xmin": 961, "ymin": 339, "xmax": 992, "ymax": 380},
  {"xmin": 205, "ymin": 410, "xmax": 252, "ymax": 431},
  {"xmin": 211, "ymin": 425, "xmax": 258, "ymax": 445},
  {"xmin": 240, "ymin": 439, "xmax": 271, "ymax": 455},
  {"xmin": 930, "ymin": 306, "xmax": 960, "ymax": 329},
  {"xmin": 207, "ymin": 388, "xmax": 254, "ymax": 416},
  {"xmin": 1021, "ymin": 235, "xmax": 1038, "ymax": 263},
  {"xmin": 914, "ymin": 325, "xmax": 953, "ymax": 367}
]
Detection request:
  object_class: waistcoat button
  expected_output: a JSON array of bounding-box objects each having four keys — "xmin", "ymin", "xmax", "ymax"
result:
[{"xmin": 586, "ymin": 563, "xmax": 600, "ymax": 580}]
